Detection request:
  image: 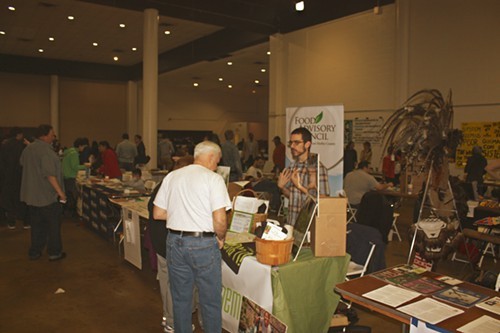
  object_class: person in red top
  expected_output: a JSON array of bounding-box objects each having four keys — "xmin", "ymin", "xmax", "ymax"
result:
[
  {"xmin": 382, "ymin": 146, "xmax": 396, "ymax": 184},
  {"xmin": 97, "ymin": 141, "xmax": 122, "ymax": 179},
  {"xmin": 272, "ymin": 136, "xmax": 286, "ymax": 173}
]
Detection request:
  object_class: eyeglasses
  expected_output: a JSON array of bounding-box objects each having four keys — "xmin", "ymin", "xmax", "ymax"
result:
[{"xmin": 287, "ymin": 140, "xmax": 304, "ymax": 147}]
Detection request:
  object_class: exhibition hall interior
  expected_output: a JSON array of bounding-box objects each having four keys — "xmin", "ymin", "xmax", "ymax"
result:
[{"xmin": 1, "ymin": 1, "xmax": 499, "ymax": 333}]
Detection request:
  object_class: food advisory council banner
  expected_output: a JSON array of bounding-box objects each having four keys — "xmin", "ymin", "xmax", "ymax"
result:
[{"xmin": 286, "ymin": 105, "xmax": 344, "ymax": 194}]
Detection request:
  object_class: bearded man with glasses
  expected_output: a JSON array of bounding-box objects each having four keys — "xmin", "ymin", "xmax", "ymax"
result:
[{"xmin": 277, "ymin": 127, "xmax": 330, "ymax": 226}]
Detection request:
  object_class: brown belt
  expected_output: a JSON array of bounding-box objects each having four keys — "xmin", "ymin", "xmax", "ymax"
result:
[{"xmin": 168, "ymin": 229, "xmax": 215, "ymax": 238}]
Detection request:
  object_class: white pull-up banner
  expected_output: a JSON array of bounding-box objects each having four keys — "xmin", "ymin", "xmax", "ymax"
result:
[{"xmin": 286, "ymin": 105, "xmax": 344, "ymax": 194}]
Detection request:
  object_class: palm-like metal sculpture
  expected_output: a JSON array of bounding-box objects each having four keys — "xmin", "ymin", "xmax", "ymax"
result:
[
  {"xmin": 381, "ymin": 89, "xmax": 464, "ymax": 263},
  {"xmin": 381, "ymin": 89, "xmax": 455, "ymax": 170}
]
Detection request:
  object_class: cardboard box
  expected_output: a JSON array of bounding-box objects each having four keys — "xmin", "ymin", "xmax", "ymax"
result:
[
  {"xmin": 330, "ymin": 314, "xmax": 349, "ymax": 327},
  {"xmin": 310, "ymin": 197, "xmax": 347, "ymax": 257}
]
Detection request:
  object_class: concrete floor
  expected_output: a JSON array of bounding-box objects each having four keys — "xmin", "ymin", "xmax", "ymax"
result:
[{"xmin": 1, "ymin": 201, "xmax": 496, "ymax": 333}]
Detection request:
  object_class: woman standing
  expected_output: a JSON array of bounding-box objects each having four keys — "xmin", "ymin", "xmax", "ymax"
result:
[{"xmin": 359, "ymin": 141, "xmax": 372, "ymax": 164}]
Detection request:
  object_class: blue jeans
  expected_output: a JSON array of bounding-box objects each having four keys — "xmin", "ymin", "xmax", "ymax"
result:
[
  {"xmin": 28, "ymin": 202, "xmax": 63, "ymax": 257},
  {"xmin": 166, "ymin": 232, "xmax": 222, "ymax": 333}
]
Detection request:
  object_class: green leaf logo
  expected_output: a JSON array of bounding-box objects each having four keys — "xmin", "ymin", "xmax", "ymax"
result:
[{"xmin": 314, "ymin": 112, "xmax": 323, "ymax": 124}]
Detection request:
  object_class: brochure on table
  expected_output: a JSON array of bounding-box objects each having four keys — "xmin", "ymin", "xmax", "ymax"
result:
[
  {"xmin": 397, "ymin": 298, "xmax": 464, "ymax": 325},
  {"xmin": 229, "ymin": 196, "xmax": 269, "ymax": 233},
  {"xmin": 457, "ymin": 315, "xmax": 500, "ymax": 333},
  {"xmin": 476, "ymin": 296, "xmax": 500, "ymax": 315},
  {"xmin": 362, "ymin": 284, "xmax": 421, "ymax": 308}
]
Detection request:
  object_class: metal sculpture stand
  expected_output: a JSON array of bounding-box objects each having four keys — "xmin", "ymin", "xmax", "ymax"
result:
[{"xmin": 406, "ymin": 162, "xmax": 471, "ymax": 272}]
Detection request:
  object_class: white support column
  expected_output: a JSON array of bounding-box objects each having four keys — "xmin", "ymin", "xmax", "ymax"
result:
[
  {"xmin": 50, "ymin": 75, "xmax": 59, "ymax": 136},
  {"xmin": 395, "ymin": 0, "xmax": 411, "ymax": 105},
  {"xmin": 268, "ymin": 34, "xmax": 288, "ymax": 154},
  {"xmin": 142, "ymin": 8, "xmax": 159, "ymax": 168},
  {"xmin": 127, "ymin": 80, "xmax": 138, "ymax": 137}
]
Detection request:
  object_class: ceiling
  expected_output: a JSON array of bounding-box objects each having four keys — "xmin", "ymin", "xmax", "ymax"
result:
[{"xmin": 0, "ymin": 0, "xmax": 394, "ymax": 94}]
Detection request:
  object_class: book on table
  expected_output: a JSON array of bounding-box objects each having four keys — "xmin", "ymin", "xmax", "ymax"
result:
[
  {"xmin": 400, "ymin": 276, "xmax": 449, "ymax": 295},
  {"xmin": 432, "ymin": 286, "xmax": 490, "ymax": 308},
  {"xmin": 371, "ymin": 264, "xmax": 426, "ymax": 285}
]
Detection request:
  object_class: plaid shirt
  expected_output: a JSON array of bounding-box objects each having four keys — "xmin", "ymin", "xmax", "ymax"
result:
[{"xmin": 286, "ymin": 153, "xmax": 330, "ymax": 226}]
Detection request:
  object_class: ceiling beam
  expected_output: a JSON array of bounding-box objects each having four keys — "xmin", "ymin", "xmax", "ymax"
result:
[
  {"xmin": 79, "ymin": 0, "xmax": 279, "ymax": 35},
  {"xmin": 129, "ymin": 28, "xmax": 268, "ymax": 80},
  {"xmin": 0, "ymin": 54, "xmax": 132, "ymax": 81}
]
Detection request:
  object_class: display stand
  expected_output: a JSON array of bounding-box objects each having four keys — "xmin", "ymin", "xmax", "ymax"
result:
[
  {"xmin": 407, "ymin": 162, "xmax": 471, "ymax": 271},
  {"xmin": 293, "ymin": 202, "xmax": 318, "ymax": 262}
]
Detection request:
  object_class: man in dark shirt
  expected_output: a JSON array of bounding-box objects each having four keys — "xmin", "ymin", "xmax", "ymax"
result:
[
  {"xmin": 272, "ymin": 136, "xmax": 286, "ymax": 173},
  {"xmin": 221, "ymin": 130, "xmax": 243, "ymax": 182},
  {"xmin": 464, "ymin": 146, "xmax": 487, "ymax": 200},
  {"xmin": 20, "ymin": 124, "xmax": 66, "ymax": 261}
]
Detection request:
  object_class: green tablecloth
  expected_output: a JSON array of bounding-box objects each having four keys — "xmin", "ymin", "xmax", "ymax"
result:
[{"xmin": 271, "ymin": 249, "xmax": 350, "ymax": 333}]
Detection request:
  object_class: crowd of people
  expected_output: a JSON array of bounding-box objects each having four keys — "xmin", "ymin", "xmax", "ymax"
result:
[{"xmin": 3, "ymin": 123, "xmax": 498, "ymax": 333}]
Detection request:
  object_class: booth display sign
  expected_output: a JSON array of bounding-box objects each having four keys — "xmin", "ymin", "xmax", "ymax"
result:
[
  {"xmin": 456, "ymin": 122, "xmax": 500, "ymax": 167},
  {"xmin": 286, "ymin": 105, "xmax": 344, "ymax": 194},
  {"xmin": 352, "ymin": 117, "xmax": 384, "ymax": 144}
]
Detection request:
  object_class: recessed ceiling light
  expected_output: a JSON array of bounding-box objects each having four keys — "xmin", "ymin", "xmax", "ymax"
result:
[
  {"xmin": 48, "ymin": 37, "xmax": 55, "ymax": 41},
  {"xmin": 67, "ymin": 15, "xmax": 75, "ymax": 20},
  {"xmin": 164, "ymin": 30, "xmax": 171, "ymax": 35},
  {"xmin": 295, "ymin": 1, "xmax": 305, "ymax": 12},
  {"xmin": 113, "ymin": 56, "xmax": 119, "ymax": 61},
  {"xmin": 0, "ymin": 31, "xmax": 5, "ymax": 35},
  {"xmin": 228, "ymin": 84, "xmax": 233, "ymax": 89},
  {"xmin": 227, "ymin": 61, "xmax": 233, "ymax": 66},
  {"xmin": 254, "ymin": 80, "xmax": 260, "ymax": 84},
  {"xmin": 193, "ymin": 83, "xmax": 199, "ymax": 87},
  {"xmin": 119, "ymin": 23, "xmax": 126, "ymax": 28},
  {"xmin": 218, "ymin": 77, "xmax": 223, "ymax": 82},
  {"xmin": 38, "ymin": 49, "xmax": 44, "ymax": 53},
  {"xmin": 92, "ymin": 42, "xmax": 98, "ymax": 47},
  {"xmin": 8, "ymin": 6, "xmax": 15, "ymax": 11},
  {"xmin": 132, "ymin": 47, "xmax": 137, "ymax": 51},
  {"xmin": 261, "ymin": 68, "xmax": 266, "ymax": 73},
  {"xmin": 267, "ymin": 51, "xmax": 271, "ymax": 55}
]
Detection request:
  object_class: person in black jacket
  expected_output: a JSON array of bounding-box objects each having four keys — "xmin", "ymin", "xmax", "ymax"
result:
[
  {"xmin": 1, "ymin": 127, "xmax": 29, "ymax": 229},
  {"xmin": 134, "ymin": 134, "xmax": 148, "ymax": 166},
  {"xmin": 356, "ymin": 191, "xmax": 394, "ymax": 244},
  {"xmin": 464, "ymin": 146, "xmax": 487, "ymax": 200}
]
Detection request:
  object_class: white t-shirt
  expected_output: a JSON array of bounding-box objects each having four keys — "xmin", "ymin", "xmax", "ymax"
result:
[{"xmin": 154, "ymin": 164, "xmax": 232, "ymax": 232}]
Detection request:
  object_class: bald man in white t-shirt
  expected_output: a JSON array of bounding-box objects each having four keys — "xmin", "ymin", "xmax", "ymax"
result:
[{"xmin": 153, "ymin": 141, "xmax": 232, "ymax": 333}]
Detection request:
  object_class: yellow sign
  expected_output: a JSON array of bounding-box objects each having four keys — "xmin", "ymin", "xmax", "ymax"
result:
[{"xmin": 456, "ymin": 122, "xmax": 500, "ymax": 167}]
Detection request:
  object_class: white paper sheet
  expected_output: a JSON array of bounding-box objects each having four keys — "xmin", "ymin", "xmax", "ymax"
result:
[
  {"xmin": 233, "ymin": 196, "xmax": 260, "ymax": 213},
  {"xmin": 362, "ymin": 284, "xmax": 421, "ymax": 307},
  {"xmin": 397, "ymin": 298, "xmax": 464, "ymax": 325},
  {"xmin": 476, "ymin": 296, "xmax": 500, "ymax": 316},
  {"xmin": 457, "ymin": 315, "xmax": 500, "ymax": 333}
]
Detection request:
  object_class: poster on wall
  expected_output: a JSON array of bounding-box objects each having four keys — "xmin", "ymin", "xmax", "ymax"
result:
[
  {"xmin": 352, "ymin": 117, "xmax": 384, "ymax": 144},
  {"xmin": 286, "ymin": 105, "xmax": 344, "ymax": 194},
  {"xmin": 456, "ymin": 122, "xmax": 500, "ymax": 167}
]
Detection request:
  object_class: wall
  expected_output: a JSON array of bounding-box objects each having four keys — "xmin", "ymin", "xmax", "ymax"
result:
[
  {"xmin": 0, "ymin": 72, "xmax": 50, "ymax": 127},
  {"xmin": 270, "ymin": 0, "xmax": 500, "ymax": 174},
  {"xmin": 155, "ymin": 82, "xmax": 269, "ymax": 142},
  {"xmin": 0, "ymin": 72, "xmax": 128, "ymax": 147},
  {"xmin": 59, "ymin": 78, "xmax": 127, "ymax": 147}
]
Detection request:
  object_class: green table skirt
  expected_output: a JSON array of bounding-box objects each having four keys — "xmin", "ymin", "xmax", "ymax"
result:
[{"xmin": 271, "ymin": 249, "xmax": 350, "ymax": 333}]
